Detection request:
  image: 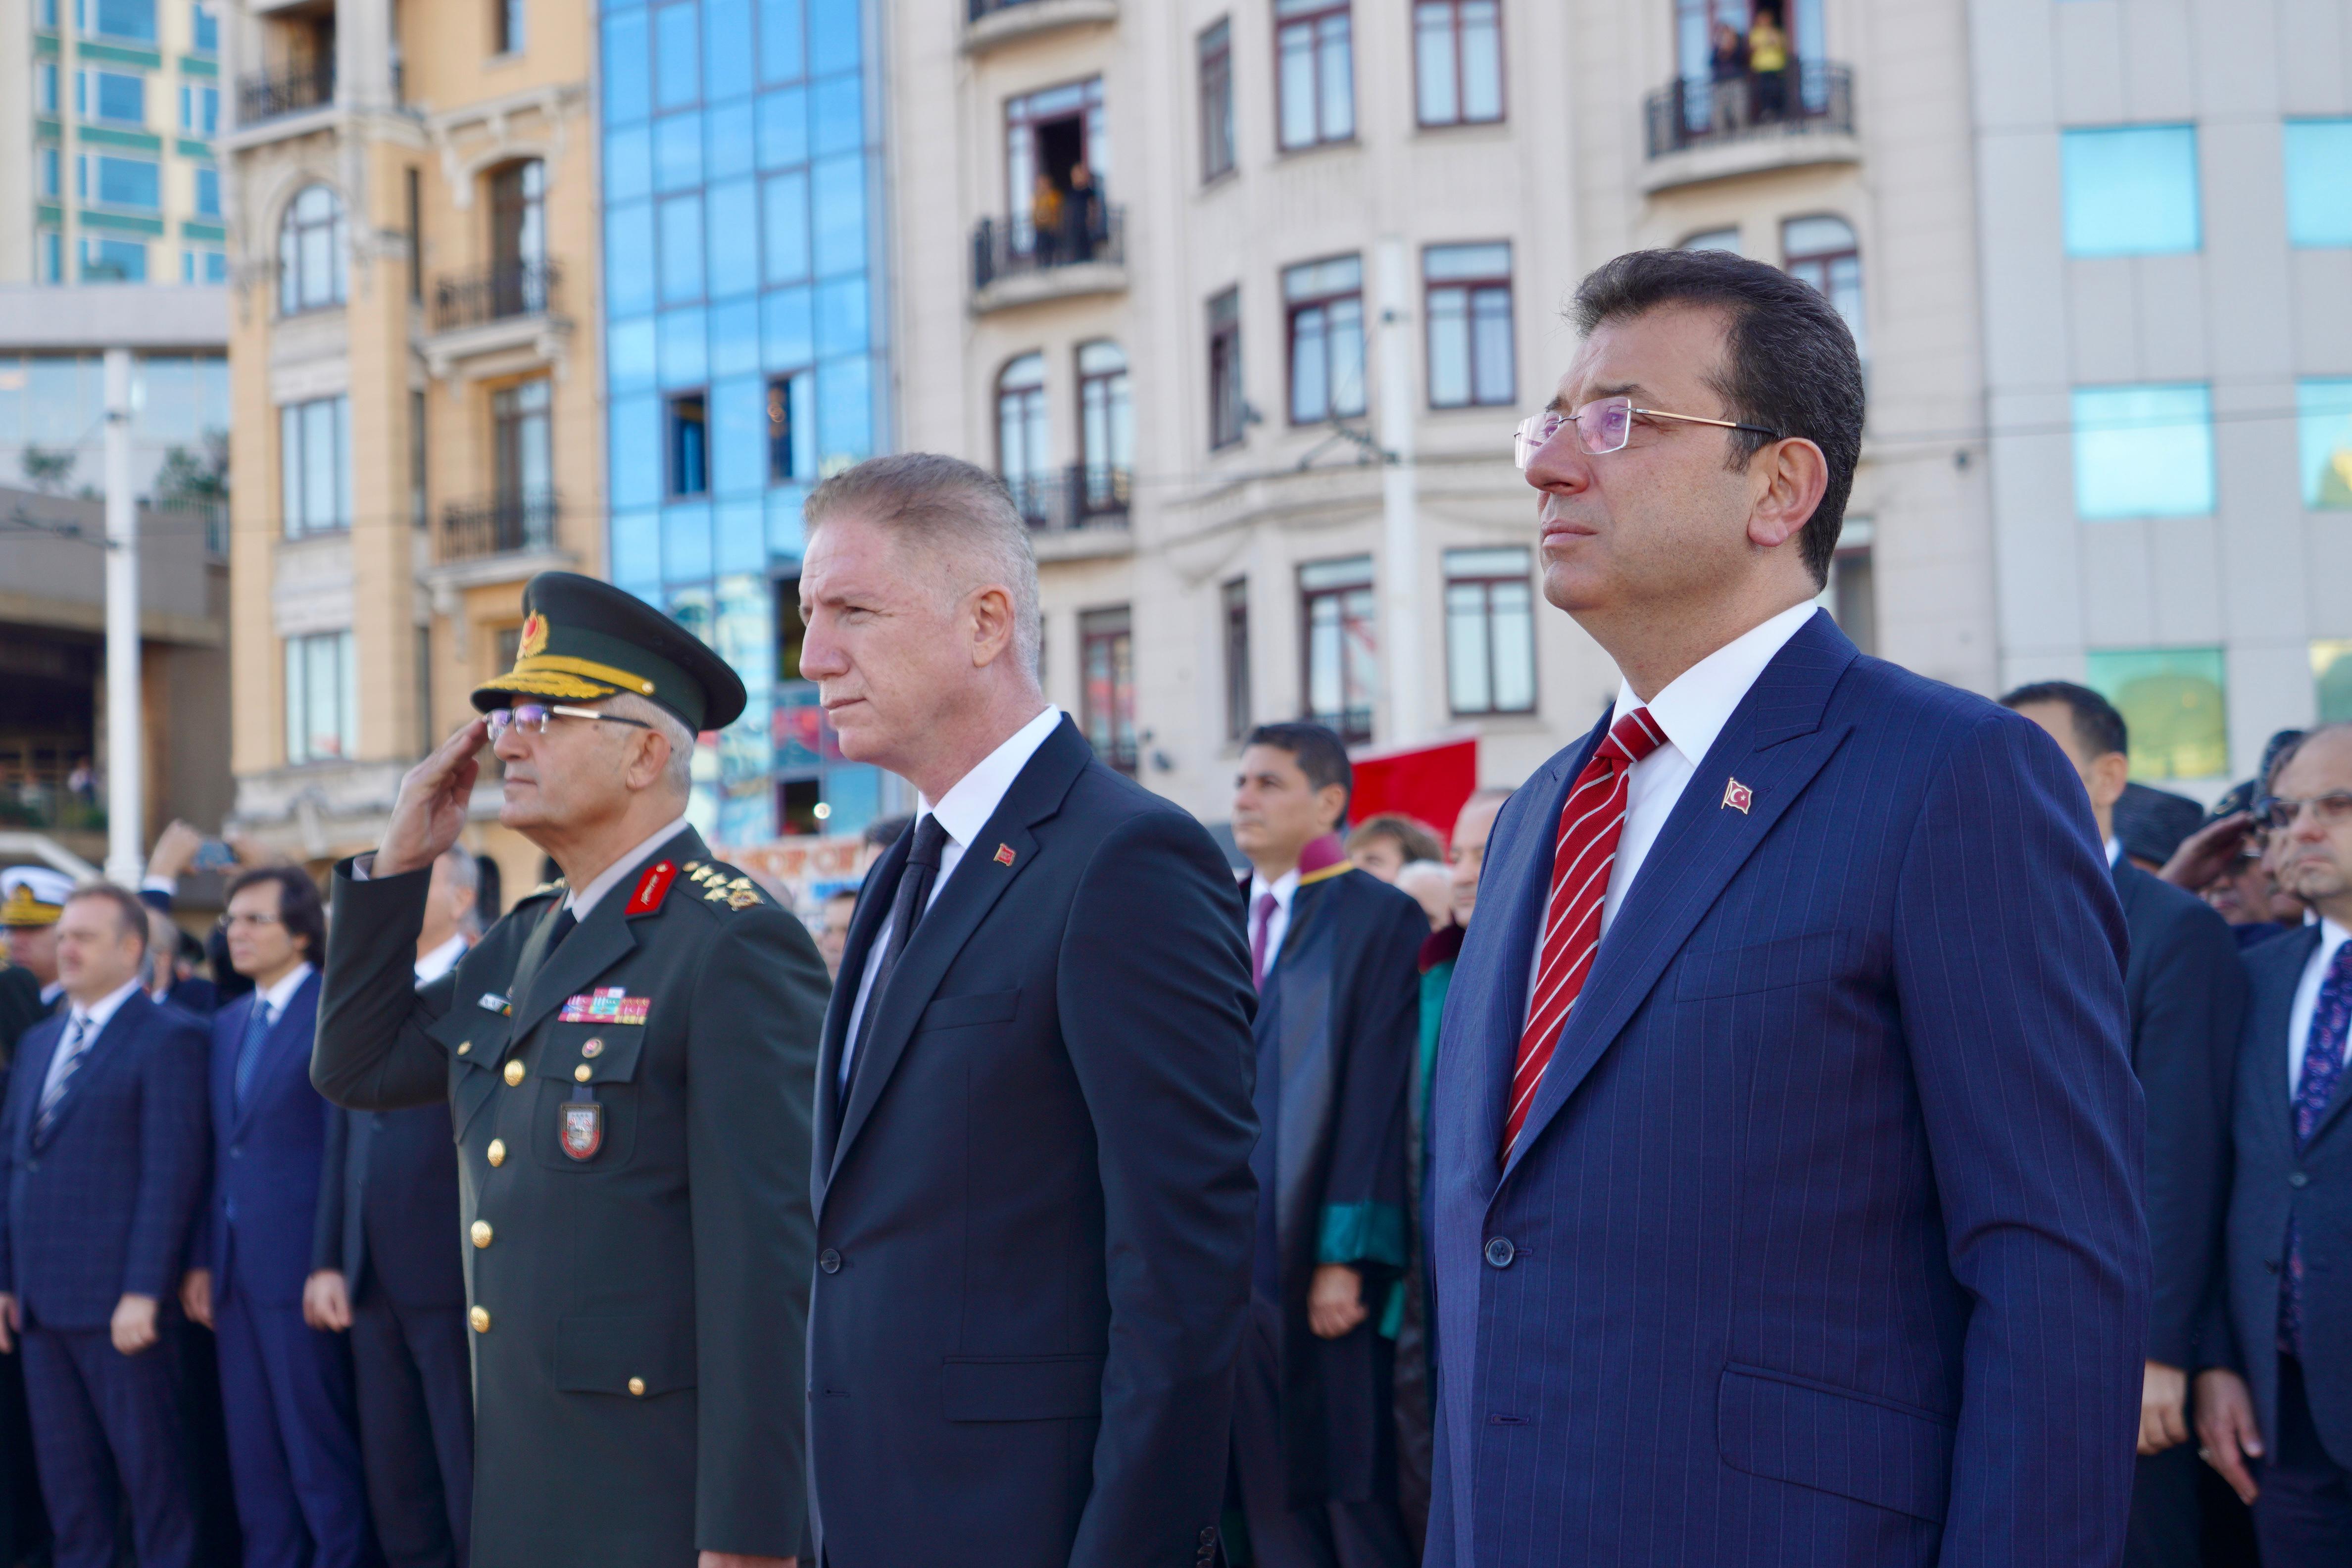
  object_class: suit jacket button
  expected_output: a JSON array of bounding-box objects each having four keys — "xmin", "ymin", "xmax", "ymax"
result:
[
  {"xmin": 628, "ymin": 1377, "xmax": 646, "ymax": 1397},
  {"xmin": 469, "ymin": 1306, "xmax": 490, "ymax": 1333},
  {"xmin": 2290, "ymin": 1171, "xmax": 2311, "ymax": 1189},
  {"xmin": 819, "ymin": 1249, "xmax": 842, "ymax": 1274},
  {"xmin": 1483, "ymin": 1236, "xmax": 1516, "ymax": 1269},
  {"xmin": 1200, "ymin": 1527, "xmax": 1217, "ymax": 1545},
  {"xmin": 230, "ymin": 1146, "xmax": 242, "ymax": 1159},
  {"xmin": 503, "ymin": 1060, "xmax": 525, "ymax": 1086},
  {"xmin": 457, "ymin": 1041, "xmax": 471, "ymax": 1056},
  {"xmin": 487, "ymin": 1139, "xmax": 507, "ymax": 1167},
  {"xmin": 471, "ymin": 1221, "xmax": 493, "ymax": 1249}
]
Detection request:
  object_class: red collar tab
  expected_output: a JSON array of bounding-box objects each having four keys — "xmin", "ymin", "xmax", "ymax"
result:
[
  {"xmin": 624, "ymin": 860, "xmax": 677, "ymax": 918},
  {"xmin": 1296, "ymin": 833, "xmax": 1349, "ymax": 880}
]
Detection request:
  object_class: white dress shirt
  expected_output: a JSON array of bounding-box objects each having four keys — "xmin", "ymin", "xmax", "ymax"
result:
[
  {"xmin": 40, "ymin": 976, "xmax": 145, "ymax": 1106},
  {"xmin": 840, "ymin": 706, "xmax": 1062, "ymax": 1084},
  {"xmin": 2288, "ymin": 918, "xmax": 2352, "ymax": 1100},
  {"xmin": 1527, "ymin": 603, "xmax": 1819, "ymax": 1019},
  {"xmin": 415, "ymin": 933, "xmax": 470, "ymax": 986},
  {"xmin": 1246, "ymin": 867, "xmax": 1302, "ymax": 979},
  {"xmin": 565, "ymin": 816, "xmax": 693, "ymax": 922},
  {"xmin": 249, "ymin": 962, "xmax": 316, "ymax": 1027}
]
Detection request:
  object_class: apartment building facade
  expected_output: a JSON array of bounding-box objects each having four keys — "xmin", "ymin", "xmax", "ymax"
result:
[
  {"xmin": 1973, "ymin": 0, "xmax": 2352, "ymax": 795},
  {"xmin": 222, "ymin": 0, "xmax": 602, "ymax": 892},
  {"xmin": 876, "ymin": 0, "xmax": 1990, "ymax": 826}
]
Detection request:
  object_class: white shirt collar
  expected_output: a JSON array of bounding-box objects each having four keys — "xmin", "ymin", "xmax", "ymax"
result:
[
  {"xmin": 68, "ymin": 976, "xmax": 145, "ymax": 1034},
  {"xmin": 414, "ymin": 933, "xmax": 470, "ymax": 985},
  {"xmin": 566, "ymin": 816, "xmax": 693, "ymax": 921},
  {"xmin": 250, "ymin": 962, "xmax": 314, "ymax": 1020},
  {"xmin": 2105, "ymin": 836, "xmax": 2124, "ymax": 869},
  {"xmin": 919, "ymin": 707, "xmax": 1062, "ymax": 853},
  {"xmin": 1247, "ymin": 866, "xmax": 1302, "ymax": 914},
  {"xmin": 1610, "ymin": 603, "xmax": 1821, "ymax": 769},
  {"xmin": 2318, "ymin": 918, "xmax": 2351, "ymax": 963}
]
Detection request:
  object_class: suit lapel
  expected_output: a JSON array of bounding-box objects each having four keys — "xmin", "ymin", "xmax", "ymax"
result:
[
  {"xmin": 814, "ymin": 830, "xmax": 911, "ymax": 1179},
  {"xmin": 829, "ymin": 720, "xmax": 1091, "ymax": 1183},
  {"xmin": 1503, "ymin": 614, "xmax": 1858, "ymax": 1178},
  {"xmin": 231, "ymin": 973, "xmax": 321, "ymax": 1137},
  {"xmin": 44, "ymin": 993, "xmax": 145, "ymax": 1144},
  {"xmin": 11, "ymin": 1017, "xmax": 61, "ymax": 1152},
  {"xmin": 503, "ymin": 829, "xmax": 702, "ymax": 1048},
  {"xmin": 2249, "ymin": 928, "xmax": 2316, "ymax": 1157}
]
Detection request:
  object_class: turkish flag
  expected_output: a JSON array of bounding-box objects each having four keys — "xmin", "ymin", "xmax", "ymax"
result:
[{"xmin": 1347, "ymin": 735, "xmax": 1480, "ymax": 843}]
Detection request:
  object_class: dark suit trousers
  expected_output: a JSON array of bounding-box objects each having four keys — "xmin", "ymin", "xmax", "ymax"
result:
[
  {"xmin": 350, "ymin": 1287, "xmax": 472, "ymax": 1568},
  {"xmin": 1226, "ymin": 1298, "xmax": 1412, "ymax": 1568},
  {"xmin": 215, "ymin": 1285, "xmax": 374, "ymax": 1568},
  {"xmin": 2254, "ymin": 1357, "xmax": 2352, "ymax": 1567},
  {"xmin": 20, "ymin": 1323, "xmax": 196, "ymax": 1568},
  {"xmin": 2124, "ymin": 1444, "xmax": 2200, "ymax": 1568},
  {"xmin": 0, "ymin": 1341, "xmax": 49, "ymax": 1561}
]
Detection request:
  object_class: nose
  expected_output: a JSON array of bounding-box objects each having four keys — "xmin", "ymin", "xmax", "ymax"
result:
[
  {"xmin": 1523, "ymin": 425, "xmax": 1593, "ymax": 499},
  {"xmin": 798, "ymin": 616, "xmax": 847, "ymax": 681},
  {"xmin": 491, "ymin": 722, "xmax": 532, "ymax": 763}
]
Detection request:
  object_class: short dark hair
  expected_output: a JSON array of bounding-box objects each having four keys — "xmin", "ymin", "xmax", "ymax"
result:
[
  {"xmin": 1243, "ymin": 723, "xmax": 1353, "ymax": 819},
  {"xmin": 1998, "ymin": 680, "xmax": 2128, "ymax": 760},
  {"xmin": 63, "ymin": 883, "xmax": 149, "ymax": 953},
  {"xmin": 1569, "ymin": 248, "xmax": 1866, "ymax": 587},
  {"xmin": 226, "ymin": 865, "xmax": 327, "ymax": 963}
]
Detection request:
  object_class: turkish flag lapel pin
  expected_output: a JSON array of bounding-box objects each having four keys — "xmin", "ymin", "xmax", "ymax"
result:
[{"xmin": 1721, "ymin": 777, "xmax": 1754, "ymax": 814}]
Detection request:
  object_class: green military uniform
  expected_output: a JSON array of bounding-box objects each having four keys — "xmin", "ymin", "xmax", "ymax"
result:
[{"xmin": 313, "ymin": 573, "xmax": 827, "ymax": 1566}]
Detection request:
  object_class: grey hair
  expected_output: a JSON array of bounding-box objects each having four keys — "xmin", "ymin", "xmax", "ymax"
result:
[
  {"xmin": 804, "ymin": 453, "xmax": 1044, "ymax": 681},
  {"xmin": 2271, "ymin": 721, "xmax": 2352, "ymax": 786},
  {"xmin": 605, "ymin": 691, "xmax": 695, "ymax": 800}
]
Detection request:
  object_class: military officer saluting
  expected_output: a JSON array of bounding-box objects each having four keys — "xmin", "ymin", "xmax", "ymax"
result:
[{"xmin": 313, "ymin": 572, "xmax": 827, "ymax": 1568}]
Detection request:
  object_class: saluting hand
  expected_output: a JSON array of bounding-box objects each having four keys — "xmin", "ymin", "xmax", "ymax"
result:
[{"xmin": 378, "ymin": 718, "xmax": 490, "ymax": 878}]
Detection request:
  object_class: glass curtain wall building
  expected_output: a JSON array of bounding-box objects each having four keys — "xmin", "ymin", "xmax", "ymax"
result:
[{"xmin": 598, "ymin": 0, "xmax": 891, "ymax": 845}]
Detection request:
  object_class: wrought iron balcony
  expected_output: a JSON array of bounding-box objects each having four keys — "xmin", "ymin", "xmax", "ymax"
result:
[
  {"xmin": 237, "ymin": 60, "xmax": 335, "ymax": 124},
  {"xmin": 431, "ymin": 260, "xmax": 561, "ymax": 333},
  {"xmin": 441, "ymin": 492, "xmax": 559, "ymax": 562},
  {"xmin": 1643, "ymin": 60, "xmax": 1854, "ymax": 159},
  {"xmin": 972, "ymin": 203, "xmax": 1126, "ymax": 293},
  {"xmin": 1002, "ymin": 465, "xmax": 1130, "ymax": 534}
]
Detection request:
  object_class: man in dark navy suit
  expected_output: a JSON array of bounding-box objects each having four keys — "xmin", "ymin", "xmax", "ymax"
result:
[
  {"xmin": 0, "ymin": 881, "xmax": 209, "ymax": 1568},
  {"xmin": 315, "ymin": 844, "xmax": 476, "ymax": 1568},
  {"xmin": 1226, "ymin": 724, "xmax": 1425, "ymax": 1568},
  {"xmin": 2198, "ymin": 723, "xmax": 2352, "ymax": 1564},
  {"xmin": 796, "ymin": 453, "xmax": 1258, "ymax": 1568},
  {"xmin": 1424, "ymin": 249, "xmax": 2147, "ymax": 1568},
  {"xmin": 182, "ymin": 867, "xmax": 373, "ymax": 1568},
  {"xmin": 2004, "ymin": 681, "xmax": 2247, "ymax": 1568}
]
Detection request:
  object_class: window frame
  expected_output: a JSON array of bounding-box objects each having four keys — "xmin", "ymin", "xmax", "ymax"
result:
[
  {"xmin": 1442, "ymin": 546, "xmax": 1537, "ymax": 717},
  {"xmin": 1075, "ymin": 339, "xmax": 1131, "ymax": 488},
  {"xmin": 2060, "ymin": 124, "xmax": 2202, "ymax": 258},
  {"xmin": 1413, "ymin": 0, "xmax": 1505, "ymax": 129},
  {"xmin": 279, "ymin": 393, "xmax": 351, "ymax": 536},
  {"xmin": 1222, "ymin": 576, "xmax": 1251, "ymax": 742},
  {"xmin": 284, "ymin": 629, "xmax": 358, "ymax": 766},
  {"xmin": 1078, "ymin": 605, "xmax": 1138, "ymax": 774},
  {"xmin": 1284, "ymin": 253, "xmax": 1367, "ymax": 426},
  {"xmin": 1199, "ymin": 18, "xmax": 1236, "ymax": 184},
  {"xmin": 1273, "ymin": 0, "xmax": 1354, "ymax": 153},
  {"xmin": 995, "ymin": 351, "xmax": 1051, "ymax": 505},
  {"xmin": 1208, "ymin": 287, "xmax": 1244, "ymax": 449},
  {"xmin": 494, "ymin": 0, "xmax": 527, "ymax": 55},
  {"xmin": 1780, "ymin": 213, "xmax": 1865, "ymax": 360},
  {"xmin": 1297, "ymin": 554, "xmax": 1376, "ymax": 743},
  {"xmin": 277, "ymin": 184, "xmax": 348, "ymax": 316},
  {"xmin": 766, "ymin": 369, "xmax": 815, "ymax": 487},
  {"xmin": 666, "ymin": 389, "xmax": 711, "ymax": 498},
  {"xmin": 1423, "ymin": 241, "xmax": 1515, "ymax": 410}
]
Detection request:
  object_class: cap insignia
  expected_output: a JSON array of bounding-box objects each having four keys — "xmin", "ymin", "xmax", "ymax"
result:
[{"xmin": 519, "ymin": 611, "xmax": 550, "ymax": 659}]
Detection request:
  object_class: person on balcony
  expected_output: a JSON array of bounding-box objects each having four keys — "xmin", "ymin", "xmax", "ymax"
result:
[
  {"xmin": 1029, "ymin": 174, "xmax": 1064, "ymax": 268},
  {"xmin": 1064, "ymin": 164, "xmax": 1103, "ymax": 265},
  {"xmin": 1748, "ymin": 6, "xmax": 1790, "ymax": 121},
  {"xmin": 1708, "ymin": 20, "xmax": 1749, "ymax": 135}
]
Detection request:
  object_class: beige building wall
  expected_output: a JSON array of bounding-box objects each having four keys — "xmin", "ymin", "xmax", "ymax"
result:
[
  {"xmin": 882, "ymin": 0, "xmax": 1992, "ymax": 825},
  {"xmin": 223, "ymin": 0, "xmax": 601, "ymax": 895}
]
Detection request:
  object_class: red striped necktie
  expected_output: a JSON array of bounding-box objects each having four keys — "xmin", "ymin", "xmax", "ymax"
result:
[{"xmin": 1504, "ymin": 707, "xmax": 1667, "ymax": 1161}]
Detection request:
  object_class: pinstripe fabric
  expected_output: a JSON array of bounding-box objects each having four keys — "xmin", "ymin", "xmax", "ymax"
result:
[{"xmin": 1425, "ymin": 611, "xmax": 2147, "ymax": 1568}]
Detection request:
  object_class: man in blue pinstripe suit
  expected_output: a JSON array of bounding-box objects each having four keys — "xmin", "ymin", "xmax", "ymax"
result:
[{"xmin": 1424, "ymin": 250, "xmax": 2148, "ymax": 1568}]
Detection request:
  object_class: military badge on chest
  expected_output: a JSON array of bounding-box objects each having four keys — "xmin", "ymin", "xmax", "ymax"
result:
[{"xmin": 561, "ymin": 1094, "xmax": 604, "ymax": 1161}]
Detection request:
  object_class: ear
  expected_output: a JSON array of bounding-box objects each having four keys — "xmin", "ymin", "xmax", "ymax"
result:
[
  {"xmin": 1745, "ymin": 437, "xmax": 1831, "ymax": 556},
  {"xmin": 2088, "ymin": 749, "xmax": 2131, "ymax": 813},
  {"xmin": 1317, "ymin": 783, "xmax": 1349, "ymax": 832},
  {"xmin": 624, "ymin": 726, "xmax": 672, "ymax": 793},
  {"xmin": 968, "ymin": 585, "xmax": 1018, "ymax": 670}
]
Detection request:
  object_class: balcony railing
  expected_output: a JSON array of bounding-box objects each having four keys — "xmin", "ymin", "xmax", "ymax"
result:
[
  {"xmin": 432, "ymin": 259, "xmax": 560, "ymax": 333},
  {"xmin": 441, "ymin": 492, "xmax": 559, "ymax": 562},
  {"xmin": 1002, "ymin": 465, "xmax": 1130, "ymax": 533},
  {"xmin": 1643, "ymin": 61, "xmax": 1854, "ymax": 158},
  {"xmin": 972, "ymin": 202, "xmax": 1125, "ymax": 292},
  {"xmin": 238, "ymin": 60, "xmax": 335, "ymax": 124}
]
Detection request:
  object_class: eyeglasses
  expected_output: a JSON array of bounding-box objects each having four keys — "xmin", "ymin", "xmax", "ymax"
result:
[
  {"xmin": 222, "ymin": 911, "xmax": 283, "ymax": 930},
  {"xmin": 485, "ymin": 703, "xmax": 655, "ymax": 741},
  {"xmin": 2254, "ymin": 790, "xmax": 2352, "ymax": 833},
  {"xmin": 1512, "ymin": 395, "xmax": 1782, "ymax": 469}
]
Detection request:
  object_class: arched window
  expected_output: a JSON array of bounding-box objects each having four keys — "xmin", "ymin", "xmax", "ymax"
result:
[
  {"xmin": 1076, "ymin": 341, "xmax": 1131, "ymax": 517},
  {"xmin": 1782, "ymin": 214, "xmax": 1864, "ymax": 359},
  {"xmin": 997, "ymin": 353, "xmax": 1050, "ymax": 523},
  {"xmin": 278, "ymin": 184, "xmax": 346, "ymax": 315}
]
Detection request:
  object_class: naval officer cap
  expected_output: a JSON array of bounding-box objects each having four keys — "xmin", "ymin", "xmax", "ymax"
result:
[
  {"xmin": 0, "ymin": 866, "xmax": 76, "ymax": 928},
  {"xmin": 473, "ymin": 571, "xmax": 748, "ymax": 734}
]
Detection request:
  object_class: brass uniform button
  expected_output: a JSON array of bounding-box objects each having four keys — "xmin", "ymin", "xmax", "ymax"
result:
[
  {"xmin": 469, "ymin": 1306, "xmax": 490, "ymax": 1333},
  {"xmin": 628, "ymin": 1377, "xmax": 645, "ymax": 1397},
  {"xmin": 471, "ymin": 1221, "xmax": 493, "ymax": 1249},
  {"xmin": 487, "ymin": 1139, "xmax": 506, "ymax": 1167},
  {"xmin": 456, "ymin": 1041, "xmax": 471, "ymax": 1056},
  {"xmin": 504, "ymin": 1060, "xmax": 525, "ymax": 1086},
  {"xmin": 574, "ymin": 1064, "xmax": 592, "ymax": 1083}
]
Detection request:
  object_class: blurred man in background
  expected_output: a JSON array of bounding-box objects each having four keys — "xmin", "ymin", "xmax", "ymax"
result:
[
  {"xmin": 815, "ymin": 887, "xmax": 859, "ymax": 979},
  {"xmin": 2, "ymin": 867, "xmax": 75, "ymax": 1013},
  {"xmin": 1392, "ymin": 863, "xmax": 1452, "ymax": 931},
  {"xmin": 1345, "ymin": 817, "xmax": 1444, "ymax": 884}
]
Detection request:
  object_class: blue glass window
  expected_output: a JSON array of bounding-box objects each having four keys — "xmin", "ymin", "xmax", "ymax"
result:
[
  {"xmin": 192, "ymin": 0, "xmax": 216, "ymax": 51},
  {"xmin": 663, "ymin": 501, "xmax": 713, "ymax": 578},
  {"xmin": 762, "ymin": 170, "xmax": 810, "ymax": 284},
  {"xmin": 760, "ymin": 0, "xmax": 804, "ymax": 83},
  {"xmin": 811, "ymin": 73, "xmax": 861, "ymax": 156},
  {"xmin": 769, "ymin": 370, "xmax": 815, "ymax": 482},
  {"xmin": 603, "ymin": 11, "xmax": 650, "ymax": 124},
  {"xmin": 707, "ymin": 180, "xmax": 759, "ymax": 298},
  {"xmin": 89, "ymin": 154, "xmax": 159, "ymax": 209},
  {"xmin": 2072, "ymin": 383, "xmax": 2215, "ymax": 519},
  {"xmin": 90, "ymin": 0, "xmax": 154, "ymax": 42},
  {"xmin": 668, "ymin": 395, "xmax": 711, "ymax": 497},
  {"xmin": 611, "ymin": 396, "xmax": 662, "ymax": 508},
  {"xmin": 2062, "ymin": 126, "xmax": 2201, "ymax": 257},
  {"xmin": 709, "ymin": 297, "xmax": 760, "ymax": 378},
  {"xmin": 762, "ymin": 285, "xmax": 813, "ymax": 368},
  {"xmin": 607, "ymin": 127, "xmax": 652, "ymax": 202},
  {"xmin": 654, "ymin": 3, "xmax": 700, "ymax": 111},
  {"xmin": 658, "ymin": 193, "xmax": 704, "ymax": 303},
  {"xmin": 757, "ymin": 88, "xmax": 809, "ymax": 168},
  {"xmin": 706, "ymin": 100, "xmax": 756, "ymax": 181},
  {"xmin": 655, "ymin": 113, "xmax": 703, "ymax": 192},
  {"xmin": 605, "ymin": 201, "xmax": 655, "ymax": 316},
  {"xmin": 767, "ymin": 488, "xmax": 809, "ymax": 558},
  {"xmin": 2284, "ymin": 119, "xmax": 2352, "ymax": 248},
  {"xmin": 814, "ymin": 276, "xmax": 866, "ymax": 356},
  {"xmin": 658, "ymin": 305, "xmax": 709, "ymax": 386},
  {"xmin": 703, "ymin": 0, "xmax": 754, "ymax": 103},
  {"xmin": 196, "ymin": 166, "xmax": 220, "ymax": 216},
  {"xmin": 85, "ymin": 70, "xmax": 145, "ymax": 124},
  {"xmin": 716, "ymin": 500, "xmax": 765, "ymax": 574},
  {"xmin": 808, "ymin": 0, "xmax": 857, "ymax": 74},
  {"xmin": 811, "ymin": 153, "xmax": 864, "ymax": 276},
  {"xmin": 609, "ymin": 316, "xmax": 657, "ymax": 391},
  {"xmin": 713, "ymin": 377, "xmax": 766, "ymax": 496},
  {"xmin": 2297, "ymin": 379, "xmax": 2352, "ymax": 508},
  {"xmin": 80, "ymin": 236, "xmax": 147, "ymax": 282},
  {"xmin": 817, "ymin": 353, "xmax": 871, "ymax": 464},
  {"xmin": 612, "ymin": 508, "xmax": 662, "ymax": 595}
]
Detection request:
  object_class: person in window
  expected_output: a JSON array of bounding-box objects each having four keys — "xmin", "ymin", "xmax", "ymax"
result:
[
  {"xmin": 1747, "ymin": 6, "xmax": 1789, "ymax": 121},
  {"xmin": 1029, "ymin": 173, "xmax": 1063, "ymax": 267},
  {"xmin": 1708, "ymin": 20, "xmax": 1750, "ymax": 135},
  {"xmin": 1063, "ymin": 164, "xmax": 1102, "ymax": 265}
]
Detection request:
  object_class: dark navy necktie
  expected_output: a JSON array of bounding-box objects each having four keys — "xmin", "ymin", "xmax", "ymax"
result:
[
  {"xmin": 2281, "ymin": 939, "xmax": 2352, "ymax": 1357},
  {"xmin": 848, "ymin": 816, "xmax": 951, "ymax": 1082},
  {"xmin": 233, "ymin": 997, "xmax": 275, "ymax": 1110}
]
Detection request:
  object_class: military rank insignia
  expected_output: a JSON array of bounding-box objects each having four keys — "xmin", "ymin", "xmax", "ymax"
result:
[
  {"xmin": 560, "ymin": 987, "xmax": 650, "ymax": 1026},
  {"xmin": 623, "ymin": 860, "xmax": 677, "ymax": 917},
  {"xmin": 561, "ymin": 1096, "xmax": 603, "ymax": 1161}
]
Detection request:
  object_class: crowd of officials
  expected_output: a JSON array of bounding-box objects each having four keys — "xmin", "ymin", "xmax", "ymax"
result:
[{"xmin": 0, "ymin": 245, "xmax": 2348, "ymax": 1568}]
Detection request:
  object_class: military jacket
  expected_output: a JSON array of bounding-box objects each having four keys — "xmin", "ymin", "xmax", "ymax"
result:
[{"xmin": 315, "ymin": 827, "xmax": 826, "ymax": 1567}]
